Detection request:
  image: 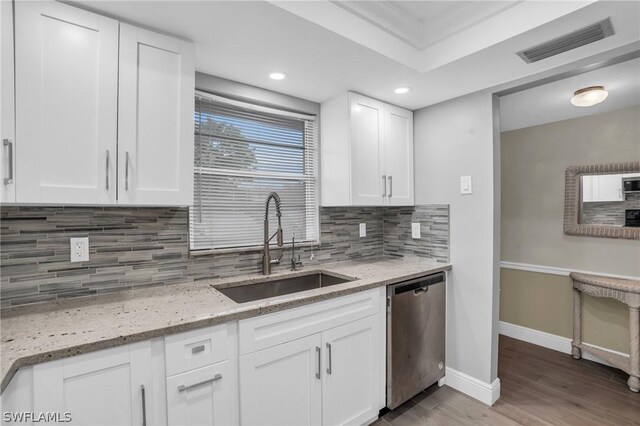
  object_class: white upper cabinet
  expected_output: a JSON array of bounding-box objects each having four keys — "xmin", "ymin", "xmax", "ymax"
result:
[
  {"xmin": 8, "ymin": 1, "xmax": 194, "ymax": 206},
  {"xmin": 1, "ymin": 0, "xmax": 16, "ymax": 203},
  {"xmin": 321, "ymin": 92, "xmax": 414, "ymax": 206},
  {"xmin": 384, "ymin": 104, "xmax": 414, "ymax": 206},
  {"xmin": 14, "ymin": 1, "xmax": 119, "ymax": 204},
  {"xmin": 118, "ymin": 24, "xmax": 194, "ymax": 206},
  {"xmin": 582, "ymin": 174, "xmax": 624, "ymax": 202}
]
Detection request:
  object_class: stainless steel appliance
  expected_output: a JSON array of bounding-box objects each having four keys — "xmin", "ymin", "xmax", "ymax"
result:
[
  {"xmin": 623, "ymin": 176, "xmax": 640, "ymax": 194},
  {"xmin": 386, "ymin": 272, "xmax": 446, "ymax": 410},
  {"xmin": 626, "ymin": 209, "xmax": 640, "ymax": 227}
]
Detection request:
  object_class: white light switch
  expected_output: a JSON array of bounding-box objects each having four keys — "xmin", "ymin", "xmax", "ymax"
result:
[
  {"xmin": 359, "ymin": 223, "xmax": 366, "ymax": 238},
  {"xmin": 411, "ymin": 223, "xmax": 421, "ymax": 239},
  {"xmin": 460, "ymin": 176, "xmax": 473, "ymax": 195},
  {"xmin": 70, "ymin": 237, "xmax": 89, "ymax": 262}
]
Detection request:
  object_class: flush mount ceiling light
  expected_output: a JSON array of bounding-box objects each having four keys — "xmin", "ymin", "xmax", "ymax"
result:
[
  {"xmin": 269, "ymin": 71, "xmax": 288, "ymax": 81},
  {"xmin": 570, "ymin": 86, "xmax": 608, "ymax": 107},
  {"xmin": 394, "ymin": 87, "xmax": 411, "ymax": 94}
]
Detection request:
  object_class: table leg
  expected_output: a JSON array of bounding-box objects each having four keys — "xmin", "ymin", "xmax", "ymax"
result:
[
  {"xmin": 572, "ymin": 288, "xmax": 582, "ymax": 360},
  {"xmin": 628, "ymin": 306, "xmax": 639, "ymax": 393}
]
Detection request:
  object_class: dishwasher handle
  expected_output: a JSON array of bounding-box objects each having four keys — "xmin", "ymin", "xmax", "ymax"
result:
[{"xmin": 391, "ymin": 272, "xmax": 445, "ymax": 296}]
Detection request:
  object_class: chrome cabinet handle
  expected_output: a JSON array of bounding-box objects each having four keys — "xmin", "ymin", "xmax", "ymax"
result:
[
  {"xmin": 125, "ymin": 151, "xmax": 130, "ymax": 190},
  {"xmin": 326, "ymin": 343, "xmax": 332, "ymax": 374},
  {"xmin": 388, "ymin": 175, "xmax": 393, "ymax": 197},
  {"xmin": 191, "ymin": 344, "xmax": 205, "ymax": 354},
  {"xmin": 105, "ymin": 150, "xmax": 110, "ymax": 190},
  {"xmin": 382, "ymin": 175, "xmax": 387, "ymax": 197},
  {"xmin": 140, "ymin": 385, "xmax": 147, "ymax": 426},
  {"xmin": 3, "ymin": 139, "xmax": 13, "ymax": 185},
  {"xmin": 315, "ymin": 346, "xmax": 321, "ymax": 379},
  {"xmin": 177, "ymin": 373, "xmax": 222, "ymax": 392}
]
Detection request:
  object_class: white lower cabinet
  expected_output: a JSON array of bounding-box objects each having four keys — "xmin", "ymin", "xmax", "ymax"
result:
[
  {"xmin": 322, "ymin": 316, "xmax": 381, "ymax": 426},
  {"xmin": 32, "ymin": 340, "xmax": 165, "ymax": 426},
  {"xmin": 238, "ymin": 288, "xmax": 385, "ymax": 426},
  {"xmin": 1, "ymin": 289, "xmax": 385, "ymax": 426},
  {"xmin": 166, "ymin": 361, "xmax": 237, "ymax": 426},
  {"xmin": 239, "ymin": 334, "xmax": 322, "ymax": 426}
]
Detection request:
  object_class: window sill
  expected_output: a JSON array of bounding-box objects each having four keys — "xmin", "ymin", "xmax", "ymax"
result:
[{"xmin": 189, "ymin": 241, "xmax": 320, "ymax": 258}]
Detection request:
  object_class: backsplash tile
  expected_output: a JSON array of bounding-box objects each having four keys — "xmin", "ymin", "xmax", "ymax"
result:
[
  {"xmin": 1, "ymin": 205, "xmax": 448, "ymax": 308},
  {"xmin": 383, "ymin": 205, "xmax": 449, "ymax": 261},
  {"xmin": 581, "ymin": 193, "xmax": 640, "ymax": 226}
]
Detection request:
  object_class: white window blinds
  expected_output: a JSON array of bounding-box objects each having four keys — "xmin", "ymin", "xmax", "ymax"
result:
[{"xmin": 190, "ymin": 92, "xmax": 319, "ymax": 251}]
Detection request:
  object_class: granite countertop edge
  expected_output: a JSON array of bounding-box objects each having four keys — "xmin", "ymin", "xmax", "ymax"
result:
[{"xmin": 0, "ymin": 257, "xmax": 452, "ymax": 393}]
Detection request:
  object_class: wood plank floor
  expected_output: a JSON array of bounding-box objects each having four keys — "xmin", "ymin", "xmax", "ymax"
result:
[{"xmin": 375, "ymin": 335, "xmax": 640, "ymax": 426}]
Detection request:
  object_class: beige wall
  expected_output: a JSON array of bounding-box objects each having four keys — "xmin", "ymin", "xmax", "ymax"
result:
[
  {"xmin": 500, "ymin": 268, "xmax": 629, "ymax": 353},
  {"xmin": 500, "ymin": 106, "xmax": 640, "ymax": 353}
]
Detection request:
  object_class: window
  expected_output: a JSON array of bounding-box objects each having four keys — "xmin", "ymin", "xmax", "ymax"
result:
[{"xmin": 190, "ymin": 92, "xmax": 319, "ymax": 251}]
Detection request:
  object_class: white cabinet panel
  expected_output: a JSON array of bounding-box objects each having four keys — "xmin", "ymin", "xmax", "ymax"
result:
[
  {"xmin": 582, "ymin": 174, "xmax": 624, "ymax": 202},
  {"xmin": 1, "ymin": 0, "xmax": 16, "ymax": 203},
  {"xmin": 350, "ymin": 94, "xmax": 385, "ymax": 206},
  {"xmin": 322, "ymin": 316, "xmax": 381, "ymax": 426},
  {"xmin": 166, "ymin": 361, "xmax": 238, "ymax": 426},
  {"xmin": 239, "ymin": 334, "xmax": 322, "ymax": 426},
  {"xmin": 32, "ymin": 341, "xmax": 163, "ymax": 426},
  {"xmin": 321, "ymin": 92, "xmax": 413, "ymax": 206},
  {"xmin": 14, "ymin": 1, "xmax": 118, "ymax": 204},
  {"xmin": 118, "ymin": 24, "xmax": 194, "ymax": 206},
  {"xmin": 384, "ymin": 105, "xmax": 414, "ymax": 206}
]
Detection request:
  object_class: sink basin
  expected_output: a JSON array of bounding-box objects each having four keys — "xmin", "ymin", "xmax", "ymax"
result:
[{"xmin": 216, "ymin": 272, "xmax": 354, "ymax": 303}]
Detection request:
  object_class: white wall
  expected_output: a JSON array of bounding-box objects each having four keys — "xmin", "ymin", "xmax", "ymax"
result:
[{"xmin": 414, "ymin": 91, "xmax": 500, "ymax": 387}]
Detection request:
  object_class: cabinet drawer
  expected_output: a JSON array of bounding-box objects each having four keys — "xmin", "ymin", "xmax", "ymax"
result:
[
  {"xmin": 166, "ymin": 360, "xmax": 238, "ymax": 426},
  {"xmin": 238, "ymin": 288, "xmax": 382, "ymax": 355},
  {"xmin": 165, "ymin": 322, "xmax": 235, "ymax": 376}
]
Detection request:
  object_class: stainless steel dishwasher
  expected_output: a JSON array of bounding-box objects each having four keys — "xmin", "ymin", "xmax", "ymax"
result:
[{"xmin": 386, "ymin": 272, "xmax": 446, "ymax": 409}]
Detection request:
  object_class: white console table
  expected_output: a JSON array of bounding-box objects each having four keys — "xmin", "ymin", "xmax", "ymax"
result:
[{"xmin": 570, "ymin": 272, "xmax": 640, "ymax": 392}]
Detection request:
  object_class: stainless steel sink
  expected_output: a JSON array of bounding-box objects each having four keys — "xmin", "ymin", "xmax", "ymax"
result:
[{"xmin": 216, "ymin": 272, "xmax": 354, "ymax": 303}]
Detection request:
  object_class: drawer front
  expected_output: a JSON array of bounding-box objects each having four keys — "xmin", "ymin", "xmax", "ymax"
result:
[
  {"xmin": 166, "ymin": 360, "xmax": 238, "ymax": 426},
  {"xmin": 165, "ymin": 322, "xmax": 236, "ymax": 376},
  {"xmin": 238, "ymin": 288, "xmax": 382, "ymax": 355}
]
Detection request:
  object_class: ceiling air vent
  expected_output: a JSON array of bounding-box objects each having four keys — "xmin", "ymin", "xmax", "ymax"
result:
[{"xmin": 517, "ymin": 18, "xmax": 614, "ymax": 64}]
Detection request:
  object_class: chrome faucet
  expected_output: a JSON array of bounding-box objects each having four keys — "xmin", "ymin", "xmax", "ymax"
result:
[
  {"xmin": 263, "ymin": 192, "xmax": 284, "ymax": 275},
  {"xmin": 290, "ymin": 234, "xmax": 303, "ymax": 271}
]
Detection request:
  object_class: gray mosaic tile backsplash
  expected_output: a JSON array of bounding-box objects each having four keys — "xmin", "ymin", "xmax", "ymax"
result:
[
  {"xmin": 581, "ymin": 193, "xmax": 640, "ymax": 226},
  {"xmin": 1, "ymin": 205, "xmax": 448, "ymax": 308}
]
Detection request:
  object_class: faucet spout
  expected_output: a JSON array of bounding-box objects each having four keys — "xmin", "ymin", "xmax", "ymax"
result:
[{"xmin": 263, "ymin": 192, "xmax": 284, "ymax": 275}]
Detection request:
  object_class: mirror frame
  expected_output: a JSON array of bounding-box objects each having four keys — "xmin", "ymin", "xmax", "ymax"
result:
[{"xmin": 564, "ymin": 162, "xmax": 640, "ymax": 239}]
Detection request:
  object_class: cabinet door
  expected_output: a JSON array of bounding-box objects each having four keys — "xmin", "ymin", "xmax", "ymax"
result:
[
  {"xmin": 118, "ymin": 24, "xmax": 194, "ymax": 206},
  {"xmin": 14, "ymin": 1, "xmax": 118, "ymax": 204},
  {"xmin": 594, "ymin": 174, "xmax": 623, "ymax": 202},
  {"xmin": 1, "ymin": 0, "xmax": 15, "ymax": 202},
  {"xmin": 350, "ymin": 94, "xmax": 385, "ymax": 206},
  {"xmin": 384, "ymin": 105, "xmax": 414, "ymax": 206},
  {"xmin": 239, "ymin": 334, "xmax": 322, "ymax": 426},
  {"xmin": 322, "ymin": 315, "xmax": 381, "ymax": 426},
  {"xmin": 32, "ymin": 342, "xmax": 157, "ymax": 426},
  {"xmin": 166, "ymin": 361, "xmax": 237, "ymax": 426}
]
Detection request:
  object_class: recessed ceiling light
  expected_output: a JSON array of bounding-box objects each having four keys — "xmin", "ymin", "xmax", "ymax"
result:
[
  {"xmin": 570, "ymin": 86, "xmax": 608, "ymax": 107},
  {"xmin": 269, "ymin": 71, "xmax": 288, "ymax": 81},
  {"xmin": 394, "ymin": 87, "xmax": 411, "ymax": 94}
]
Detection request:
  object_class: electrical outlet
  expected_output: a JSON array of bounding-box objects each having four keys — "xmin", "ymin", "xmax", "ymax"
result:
[
  {"xmin": 359, "ymin": 223, "xmax": 366, "ymax": 238},
  {"xmin": 411, "ymin": 222, "xmax": 421, "ymax": 239},
  {"xmin": 70, "ymin": 237, "xmax": 89, "ymax": 262}
]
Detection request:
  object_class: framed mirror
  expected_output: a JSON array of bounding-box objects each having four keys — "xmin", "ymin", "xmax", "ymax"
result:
[{"xmin": 564, "ymin": 162, "xmax": 640, "ymax": 239}]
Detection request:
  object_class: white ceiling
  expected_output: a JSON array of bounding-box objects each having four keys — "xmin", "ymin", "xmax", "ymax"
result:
[
  {"xmin": 332, "ymin": 1, "xmax": 522, "ymax": 50},
  {"xmin": 500, "ymin": 58, "xmax": 640, "ymax": 132},
  {"xmin": 70, "ymin": 0, "xmax": 640, "ymax": 110}
]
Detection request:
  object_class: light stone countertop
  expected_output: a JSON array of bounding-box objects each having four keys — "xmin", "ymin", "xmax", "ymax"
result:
[{"xmin": 0, "ymin": 257, "xmax": 451, "ymax": 393}]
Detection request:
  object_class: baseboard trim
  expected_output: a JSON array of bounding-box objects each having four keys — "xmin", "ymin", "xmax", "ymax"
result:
[
  {"xmin": 499, "ymin": 321, "xmax": 629, "ymax": 368},
  {"xmin": 499, "ymin": 261, "xmax": 640, "ymax": 281},
  {"xmin": 443, "ymin": 367, "xmax": 501, "ymax": 406}
]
